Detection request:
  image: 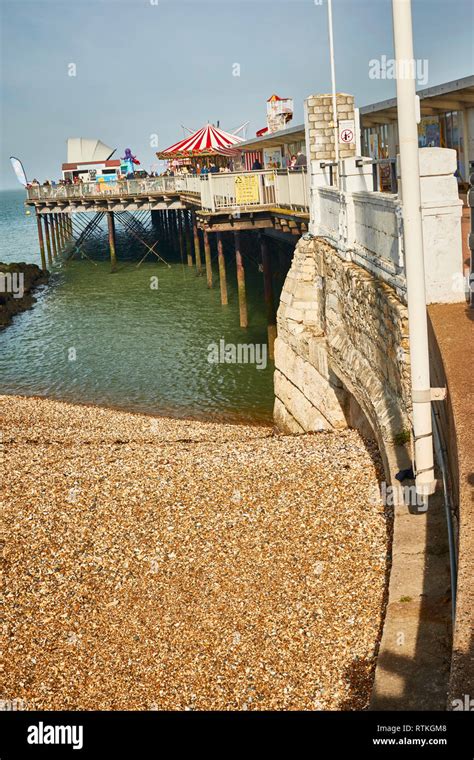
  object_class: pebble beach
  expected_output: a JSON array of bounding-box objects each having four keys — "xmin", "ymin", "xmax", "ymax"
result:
[{"xmin": 2, "ymin": 395, "xmax": 392, "ymax": 711}]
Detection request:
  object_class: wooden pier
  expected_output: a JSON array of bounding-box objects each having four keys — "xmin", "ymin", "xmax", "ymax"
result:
[{"xmin": 26, "ymin": 171, "xmax": 309, "ymax": 346}]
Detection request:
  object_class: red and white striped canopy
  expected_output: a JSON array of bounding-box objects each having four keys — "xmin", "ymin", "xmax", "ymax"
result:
[{"xmin": 158, "ymin": 124, "xmax": 243, "ymax": 158}]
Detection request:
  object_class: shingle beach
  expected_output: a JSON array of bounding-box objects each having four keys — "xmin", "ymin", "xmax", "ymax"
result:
[{"xmin": 1, "ymin": 395, "xmax": 391, "ymax": 710}]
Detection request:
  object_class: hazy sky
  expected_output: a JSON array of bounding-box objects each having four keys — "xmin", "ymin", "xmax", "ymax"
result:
[{"xmin": 1, "ymin": 0, "xmax": 473, "ymax": 188}]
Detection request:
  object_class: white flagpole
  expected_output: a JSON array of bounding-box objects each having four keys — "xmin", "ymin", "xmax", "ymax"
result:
[
  {"xmin": 327, "ymin": 0, "xmax": 339, "ymax": 180},
  {"xmin": 392, "ymin": 0, "xmax": 435, "ymax": 500}
]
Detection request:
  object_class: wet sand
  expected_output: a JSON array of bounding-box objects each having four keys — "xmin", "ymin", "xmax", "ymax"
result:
[{"xmin": 1, "ymin": 395, "xmax": 391, "ymax": 710}]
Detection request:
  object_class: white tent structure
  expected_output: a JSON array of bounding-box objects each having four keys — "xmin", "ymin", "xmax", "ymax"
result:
[{"xmin": 66, "ymin": 138, "xmax": 116, "ymax": 164}]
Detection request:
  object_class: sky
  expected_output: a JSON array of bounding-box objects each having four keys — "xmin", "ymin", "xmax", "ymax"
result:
[{"xmin": 0, "ymin": 0, "xmax": 473, "ymax": 188}]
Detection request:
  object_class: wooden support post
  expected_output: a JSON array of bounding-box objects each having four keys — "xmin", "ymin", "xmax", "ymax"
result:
[
  {"xmin": 53, "ymin": 214, "xmax": 61, "ymax": 251},
  {"xmin": 260, "ymin": 235, "xmax": 277, "ymax": 359},
  {"xmin": 59, "ymin": 214, "xmax": 65, "ymax": 247},
  {"xmin": 60, "ymin": 215, "xmax": 66, "ymax": 247},
  {"xmin": 107, "ymin": 211, "xmax": 117, "ymax": 272},
  {"xmin": 184, "ymin": 212, "xmax": 193, "ymax": 267},
  {"xmin": 178, "ymin": 211, "xmax": 185, "ymax": 263},
  {"xmin": 234, "ymin": 231, "xmax": 248, "ymax": 327},
  {"xmin": 217, "ymin": 232, "xmax": 228, "ymax": 305},
  {"xmin": 169, "ymin": 210, "xmax": 174, "ymax": 248},
  {"xmin": 203, "ymin": 229, "xmax": 213, "ymax": 288},
  {"xmin": 192, "ymin": 212, "xmax": 202, "ymax": 274},
  {"xmin": 60, "ymin": 215, "xmax": 67, "ymax": 244},
  {"xmin": 49, "ymin": 215, "xmax": 58, "ymax": 259},
  {"xmin": 172, "ymin": 211, "xmax": 178, "ymax": 249},
  {"xmin": 36, "ymin": 213, "xmax": 47, "ymax": 270},
  {"xmin": 44, "ymin": 214, "xmax": 53, "ymax": 265},
  {"xmin": 55, "ymin": 214, "xmax": 62, "ymax": 248}
]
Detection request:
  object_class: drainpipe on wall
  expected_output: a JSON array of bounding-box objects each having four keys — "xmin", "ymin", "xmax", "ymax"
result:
[{"xmin": 392, "ymin": 0, "xmax": 436, "ymax": 498}]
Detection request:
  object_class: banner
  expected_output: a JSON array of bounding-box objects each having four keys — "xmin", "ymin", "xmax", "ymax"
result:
[
  {"xmin": 9, "ymin": 156, "xmax": 28, "ymax": 186},
  {"xmin": 235, "ymin": 174, "xmax": 259, "ymax": 205}
]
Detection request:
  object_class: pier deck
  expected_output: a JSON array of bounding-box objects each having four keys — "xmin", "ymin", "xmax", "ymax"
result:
[
  {"xmin": 26, "ymin": 170, "xmax": 308, "ymax": 344},
  {"xmin": 25, "ymin": 170, "xmax": 310, "ymax": 229}
]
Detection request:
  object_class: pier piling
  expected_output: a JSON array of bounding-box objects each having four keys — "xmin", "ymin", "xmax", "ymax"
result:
[
  {"xmin": 234, "ymin": 231, "xmax": 248, "ymax": 328},
  {"xmin": 49, "ymin": 215, "xmax": 58, "ymax": 259},
  {"xmin": 178, "ymin": 211, "xmax": 185, "ymax": 264},
  {"xmin": 169, "ymin": 210, "xmax": 175, "ymax": 249},
  {"xmin": 35, "ymin": 213, "xmax": 47, "ymax": 271},
  {"xmin": 60, "ymin": 214, "xmax": 66, "ymax": 248},
  {"xmin": 185, "ymin": 212, "xmax": 194, "ymax": 267},
  {"xmin": 44, "ymin": 215, "xmax": 53, "ymax": 266},
  {"xmin": 217, "ymin": 232, "xmax": 228, "ymax": 306},
  {"xmin": 60, "ymin": 215, "xmax": 67, "ymax": 245},
  {"xmin": 53, "ymin": 214, "xmax": 62, "ymax": 252},
  {"xmin": 260, "ymin": 235, "xmax": 277, "ymax": 358},
  {"xmin": 107, "ymin": 211, "xmax": 117, "ymax": 272},
  {"xmin": 203, "ymin": 230, "xmax": 213, "ymax": 288},
  {"xmin": 192, "ymin": 212, "xmax": 202, "ymax": 275}
]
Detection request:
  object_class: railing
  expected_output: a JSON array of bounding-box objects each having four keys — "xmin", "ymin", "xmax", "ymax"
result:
[
  {"xmin": 26, "ymin": 170, "xmax": 310, "ymax": 213},
  {"xmin": 469, "ymin": 170, "xmax": 474, "ymax": 308},
  {"xmin": 26, "ymin": 177, "xmax": 176, "ymax": 200}
]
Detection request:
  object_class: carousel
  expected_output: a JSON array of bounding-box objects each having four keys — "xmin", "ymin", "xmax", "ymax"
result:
[{"xmin": 157, "ymin": 124, "xmax": 244, "ymax": 172}]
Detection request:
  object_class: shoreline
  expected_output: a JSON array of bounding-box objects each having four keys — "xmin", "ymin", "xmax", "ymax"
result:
[
  {"xmin": 2, "ymin": 394, "xmax": 391, "ymax": 710},
  {"xmin": 0, "ymin": 262, "xmax": 49, "ymax": 329},
  {"xmin": 0, "ymin": 391, "xmax": 275, "ymax": 430}
]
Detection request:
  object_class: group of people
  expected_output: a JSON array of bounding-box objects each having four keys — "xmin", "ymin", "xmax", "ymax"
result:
[
  {"xmin": 163, "ymin": 161, "xmax": 234, "ymax": 177},
  {"xmin": 28, "ymin": 175, "xmax": 85, "ymax": 188},
  {"xmin": 27, "ymin": 149, "xmax": 307, "ymax": 190},
  {"xmin": 251, "ymin": 150, "xmax": 307, "ymax": 171}
]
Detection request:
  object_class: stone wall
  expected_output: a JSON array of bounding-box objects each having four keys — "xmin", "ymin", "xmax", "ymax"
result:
[
  {"xmin": 305, "ymin": 93, "xmax": 356, "ymax": 164},
  {"xmin": 274, "ymin": 236, "xmax": 412, "ymax": 482}
]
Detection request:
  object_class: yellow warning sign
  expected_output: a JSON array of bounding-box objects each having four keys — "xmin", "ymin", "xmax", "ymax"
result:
[{"xmin": 235, "ymin": 174, "xmax": 260, "ymax": 205}]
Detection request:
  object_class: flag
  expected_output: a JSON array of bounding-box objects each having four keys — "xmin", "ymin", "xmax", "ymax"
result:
[{"xmin": 10, "ymin": 156, "xmax": 28, "ymax": 186}]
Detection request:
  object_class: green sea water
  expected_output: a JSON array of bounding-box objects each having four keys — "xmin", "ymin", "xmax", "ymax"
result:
[{"xmin": 0, "ymin": 189, "xmax": 288, "ymax": 424}]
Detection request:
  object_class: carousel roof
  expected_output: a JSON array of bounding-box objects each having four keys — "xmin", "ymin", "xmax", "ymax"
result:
[{"xmin": 157, "ymin": 124, "xmax": 243, "ymax": 158}]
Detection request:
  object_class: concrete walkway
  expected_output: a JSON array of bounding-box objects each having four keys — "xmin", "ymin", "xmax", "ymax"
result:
[{"xmin": 429, "ymin": 303, "xmax": 474, "ymax": 706}]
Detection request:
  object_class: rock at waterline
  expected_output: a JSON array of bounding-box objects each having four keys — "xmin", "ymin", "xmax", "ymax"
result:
[{"xmin": 0, "ymin": 262, "xmax": 49, "ymax": 329}]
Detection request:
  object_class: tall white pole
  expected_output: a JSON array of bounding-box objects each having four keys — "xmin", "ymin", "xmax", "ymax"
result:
[
  {"xmin": 327, "ymin": 0, "xmax": 339, "ymax": 179},
  {"xmin": 392, "ymin": 0, "xmax": 435, "ymax": 498}
]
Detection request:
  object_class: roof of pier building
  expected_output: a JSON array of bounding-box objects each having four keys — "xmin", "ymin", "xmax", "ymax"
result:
[
  {"xmin": 236, "ymin": 123, "xmax": 306, "ymax": 153},
  {"xmin": 360, "ymin": 75, "xmax": 474, "ymax": 127},
  {"xmin": 236, "ymin": 76, "xmax": 474, "ymax": 154}
]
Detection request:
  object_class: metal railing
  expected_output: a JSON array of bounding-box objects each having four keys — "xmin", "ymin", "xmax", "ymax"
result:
[
  {"xmin": 469, "ymin": 170, "xmax": 474, "ymax": 308},
  {"xmin": 26, "ymin": 177, "xmax": 176, "ymax": 201},
  {"xmin": 26, "ymin": 169, "xmax": 310, "ymax": 213}
]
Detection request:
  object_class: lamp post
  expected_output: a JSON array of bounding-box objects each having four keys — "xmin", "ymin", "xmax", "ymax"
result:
[
  {"xmin": 392, "ymin": 0, "xmax": 435, "ymax": 500},
  {"xmin": 327, "ymin": 0, "xmax": 339, "ymax": 179}
]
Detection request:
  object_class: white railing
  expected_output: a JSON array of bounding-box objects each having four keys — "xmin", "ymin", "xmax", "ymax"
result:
[
  {"xmin": 26, "ymin": 170, "xmax": 310, "ymax": 212},
  {"xmin": 26, "ymin": 177, "xmax": 171, "ymax": 200},
  {"xmin": 309, "ymin": 149, "xmax": 465, "ymax": 303},
  {"xmin": 275, "ymin": 170, "xmax": 308, "ymax": 209}
]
